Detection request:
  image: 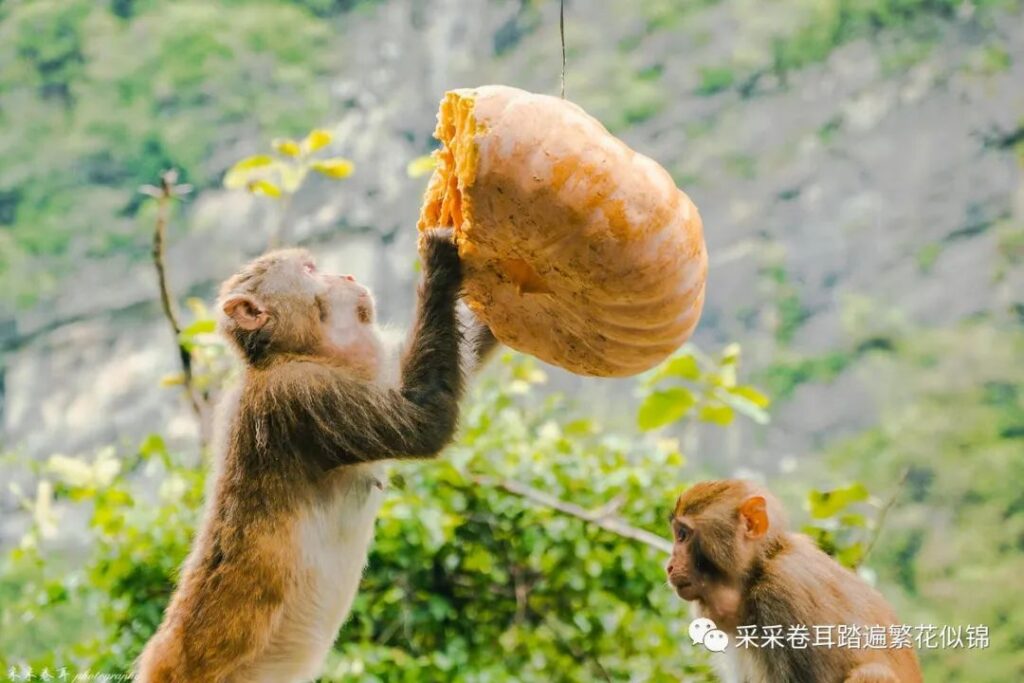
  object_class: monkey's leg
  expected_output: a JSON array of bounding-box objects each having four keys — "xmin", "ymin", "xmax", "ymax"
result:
[
  {"xmin": 843, "ymin": 663, "xmax": 900, "ymax": 683},
  {"xmin": 137, "ymin": 568, "xmax": 285, "ymax": 682}
]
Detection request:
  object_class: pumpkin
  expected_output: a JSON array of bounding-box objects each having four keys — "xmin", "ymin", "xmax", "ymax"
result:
[{"xmin": 417, "ymin": 85, "xmax": 707, "ymax": 377}]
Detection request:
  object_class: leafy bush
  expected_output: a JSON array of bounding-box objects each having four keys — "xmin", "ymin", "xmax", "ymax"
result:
[{"xmin": 1, "ymin": 346, "xmax": 774, "ymax": 680}]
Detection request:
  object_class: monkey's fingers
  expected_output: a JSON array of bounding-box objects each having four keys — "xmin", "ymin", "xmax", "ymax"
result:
[
  {"xmin": 419, "ymin": 226, "xmax": 456, "ymax": 246},
  {"xmin": 417, "ymin": 225, "xmax": 458, "ymax": 258},
  {"xmin": 419, "ymin": 228, "xmax": 462, "ymax": 279}
]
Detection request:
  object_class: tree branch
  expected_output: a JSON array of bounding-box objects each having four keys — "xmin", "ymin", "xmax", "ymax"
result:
[
  {"xmin": 858, "ymin": 467, "xmax": 910, "ymax": 568},
  {"xmin": 143, "ymin": 170, "xmax": 207, "ymax": 443},
  {"xmin": 477, "ymin": 476, "xmax": 672, "ymax": 554}
]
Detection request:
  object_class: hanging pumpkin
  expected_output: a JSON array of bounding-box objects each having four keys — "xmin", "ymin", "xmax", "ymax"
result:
[{"xmin": 418, "ymin": 85, "xmax": 707, "ymax": 377}]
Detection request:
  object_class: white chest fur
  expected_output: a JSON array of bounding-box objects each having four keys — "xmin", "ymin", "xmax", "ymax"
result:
[{"xmin": 240, "ymin": 462, "xmax": 386, "ymax": 683}]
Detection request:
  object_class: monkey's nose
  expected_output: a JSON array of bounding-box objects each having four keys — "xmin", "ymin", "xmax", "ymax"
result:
[
  {"xmin": 342, "ymin": 274, "xmax": 356, "ymax": 282},
  {"xmin": 666, "ymin": 562, "xmax": 674, "ymax": 575}
]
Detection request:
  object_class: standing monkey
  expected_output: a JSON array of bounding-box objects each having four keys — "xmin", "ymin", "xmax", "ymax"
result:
[
  {"xmin": 667, "ymin": 480, "xmax": 922, "ymax": 683},
  {"xmin": 137, "ymin": 228, "xmax": 496, "ymax": 683}
]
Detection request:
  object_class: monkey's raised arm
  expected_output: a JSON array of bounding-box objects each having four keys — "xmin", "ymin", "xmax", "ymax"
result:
[{"xmin": 264, "ymin": 230, "xmax": 469, "ymax": 466}]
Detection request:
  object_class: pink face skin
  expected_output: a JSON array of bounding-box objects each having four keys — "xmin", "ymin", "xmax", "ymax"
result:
[
  {"xmin": 299, "ymin": 258, "xmax": 381, "ymax": 377},
  {"xmin": 300, "ymin": 258, "xmax": 375, "ymax": 327}
]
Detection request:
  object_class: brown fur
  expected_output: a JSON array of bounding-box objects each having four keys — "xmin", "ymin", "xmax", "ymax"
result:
[
  {"xmin": 137, "ymin": 231, "xmax": 496, "ymax": 682},
  {"xmin": 668, "ymin": 480, "xmax": 922, "ymax": 683}
]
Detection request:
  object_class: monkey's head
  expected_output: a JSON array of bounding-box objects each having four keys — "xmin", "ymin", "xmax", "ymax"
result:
[
  {"xmin": 666, "ymin": 480, "xmax": 786, "ymax": 602},
  {"xmin": 218, "ymin": 248, "xmax": 379, "ymax": 370}
]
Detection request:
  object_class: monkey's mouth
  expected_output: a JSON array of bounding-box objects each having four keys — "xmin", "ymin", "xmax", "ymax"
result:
[{"xmin": 671, "ymin": 579, "xmax": 697, "ymax": 600}]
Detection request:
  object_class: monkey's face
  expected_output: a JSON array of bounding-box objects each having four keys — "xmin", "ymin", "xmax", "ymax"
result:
[
  {"xmin": 219, "ymin": 249, "xmax": 379, "ymax": 366},
  {"xmin": 301, "ymin": 257, "xmax": 378, "ymax": 354},
  {"xmin": 314, "ymin": 266, "xmax": 376, "ymax": 329},
  {"xmin": 666, "ymin": 483, "xmax": 775, "ymax": 604},
  {"xmin": 666, "ymin": 517, "xmax": 701, "ymax": 601}
]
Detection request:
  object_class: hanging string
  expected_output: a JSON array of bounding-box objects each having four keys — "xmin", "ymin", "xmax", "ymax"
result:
[{"xmin": 560, "ymin": 0, "xmax": 566, "ymax": 98}]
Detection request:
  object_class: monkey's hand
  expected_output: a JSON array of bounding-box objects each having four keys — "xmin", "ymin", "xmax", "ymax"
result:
[{"xmin": 418, "ymin": 227, "xmax": 462, "ymax": 290}]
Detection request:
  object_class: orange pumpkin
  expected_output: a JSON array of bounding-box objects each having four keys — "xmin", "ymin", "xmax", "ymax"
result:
[{"xmin": 418, "ymin": 85, "xmax": 707, "ymax": 377}]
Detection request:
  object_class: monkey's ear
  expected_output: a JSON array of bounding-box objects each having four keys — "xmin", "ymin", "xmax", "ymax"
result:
[
  {"xmin": 739, "ymin": 495, "xmax": 769, "ymax": 538},
  {"xmin": 222, "ymin": 295, "xmax": 268, "ymax": 331}
]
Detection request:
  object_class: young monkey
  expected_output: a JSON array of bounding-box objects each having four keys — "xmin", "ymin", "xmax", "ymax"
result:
[
  {"xmin": 667, "ymin": 480, "xmax": 922, "ymax": 683},
  {"xmin": 137, "ymin": 228, "xmax": 497, "ymax": 683}
]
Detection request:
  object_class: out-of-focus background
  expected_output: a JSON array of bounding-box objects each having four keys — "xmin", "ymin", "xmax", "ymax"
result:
[{"xmin": 1, "ymin": 0, "xmax": 1022, "ymax": 680}]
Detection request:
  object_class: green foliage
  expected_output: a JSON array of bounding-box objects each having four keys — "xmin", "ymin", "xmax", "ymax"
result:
[
  {"xmin": 579, "ymin": 56, "xmax": 668, "ymax": 132},
  {"xmin": 758, "ymin": 351, "xmax": 856, "ymax": 400},
  {"xmin": 636, "ymin": 0, "xmax": 720, "ymax": 32},
  {"xmin": 802, "ymin": 482, "xmax": 871, "ymax": 568},
  {"xmin": 770, "ymin": 0, "xmax": 966, "ymax": 75},
  {"xmin": 762, "ymin": 264, "xmax": 809, "ymax": 346},
  {"xmin": 966, "ymin": 42, "xmax": 1012, "ymax": 75},
  {"xmin": 0, "ymin": 0, "xmax": 336, "ymax": 307},
  {"xmin": 224, "ymin": 128, "xmax": 354, "ymax": 199},
  {"xmin": 823, "ymin": 322, "xmax": 1024, "ymax": 681},
  {"xmin": 638, "ymin": 345, "xmax": 771, "ymax": 431},
  {"xmin": 1, "ymin": 349, "xmax": 773, "ymax": 680},
  {"xmin": 916, "ymin": 242, "xmax": 943, "ymax": 273},
  {"xmin": 695, "ymin": 65, "xmax": 734, "ymax": 96},
  {"xmin": 406, "ymin": 154, "xmax": 438, "ymax": 178},
  {"xmin": 723, "ymin": 153, "xmax": 757, "ymax": 180},
  {"xmin": 323, "ymin": 354, "xmax": 719, "ymax": 681},
  {"xmin": 0, "ymin": 437, "xmax": 203, "ymax": 672},
  {"xmin": 166, "ymin": 298, "xmax": 234, "ymax": 394}
]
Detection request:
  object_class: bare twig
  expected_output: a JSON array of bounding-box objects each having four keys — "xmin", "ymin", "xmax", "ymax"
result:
[
  {"xmin": 477, "ymin": 476, "xmax": 672, "ymax": 554},
  {"xmin": 858, "ymin": 467, "xmax": 911, "ymax": 568},
  {"xmin": 141, "ymin": 170, "xmax": 207, "ymax": 444}
]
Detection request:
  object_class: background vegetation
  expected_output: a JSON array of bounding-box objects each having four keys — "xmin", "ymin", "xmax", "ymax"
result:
[{"xmin": 2, "ymin": 0, "xmax": 1022, "ymax": 681}]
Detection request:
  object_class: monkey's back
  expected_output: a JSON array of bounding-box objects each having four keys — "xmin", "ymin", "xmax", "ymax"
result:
[{"xmin": 741, "ymin": 534, "xmax": 922, "ymax": 683}]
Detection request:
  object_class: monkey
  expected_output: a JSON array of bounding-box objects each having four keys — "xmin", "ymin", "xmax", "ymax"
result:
[
  {"xmin": 136, "ymin": 228, "xmax": 498, "ymax": 683},
  {"xmin": 666, "ymin": 480, "xmax": 922, "ymax": 683}
]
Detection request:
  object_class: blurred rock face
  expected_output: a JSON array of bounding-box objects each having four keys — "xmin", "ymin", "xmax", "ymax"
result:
[{"xmin": 2, "ymin": 0, "xmax": 1023, "ymax": 475}]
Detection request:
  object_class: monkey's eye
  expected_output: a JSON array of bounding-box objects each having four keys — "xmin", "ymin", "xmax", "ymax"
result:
[{"xmin": 676, "ymin": 526, "xmax": 691, "ymax": 543}]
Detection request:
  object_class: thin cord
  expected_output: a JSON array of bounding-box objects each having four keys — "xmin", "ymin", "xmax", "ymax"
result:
[{"xmin": 560, "ymin": 0, "xmax": 566, "ymax": 98}]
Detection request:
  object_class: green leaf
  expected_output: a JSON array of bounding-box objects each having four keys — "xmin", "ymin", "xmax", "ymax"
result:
[
  {"xmin": 808, "ymin": 482, "xmax": 870, "ymax": 519},
  {"xmin": 647, "ymin": 353, "xmax": 700, "ymax": 386},
  {"xmin": 223, "ymin": 155, "xmax": 274, "ymax": 189},
  {"xmin": 718, "ymin": 389, "xmax": 769, "ymax": 424},
  {"xmin": 720, "ymin": 342, "xmax": 741, "ymax": 365},
  {"xmin": 180, "ymin": 319, "xmax": 216, "ymax": 338},
  {"xmin": 185, "ymin": 297, "xmax": 209, "ymax": 319},
  {"xmin": 139, "ymin": 434, "xmax": 167, "ymax": 459},
  {"xmin": 836, "ymin": 541, "xmax": 865, "ymax": 569},
  {"xmin": 838, "ymin": 512, "xmax": 868, "ymax": 528},
  {"xmin": 273, "ymin": 138, "xmax": 301, "ymax": 157},
  {"xmin": 303, "ymin": 128, "xmax": 333, "ymax": 152},
  {"xmin": 247, "ymin": 179, "xmax": 282, "ymax": 198},
  {"xmin": 728, "ymin": 385, "xmax": 771, "ymax": 408},
  {"xmin": 407, "ymin": 154, "xmax": 438, "ymax": 178},
  {"xmin": 160, "ymin": 372, "xmax": 185, "ymax": 387},
  {"xmin": 311, "ymin": 158, "xmax": 355, "ymax": 179},
  {"xmin": 637, "ymin": 388, "xmax": 695, "ymax": 430},
  {"xmin": 698, "ymin": 403, "xmax": 734, "ymax": 425}
]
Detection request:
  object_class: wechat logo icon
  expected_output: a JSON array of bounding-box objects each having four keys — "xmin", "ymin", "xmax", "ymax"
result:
[{"xmin": 689, "ymin": 617, "xmax": 730, "ymax": 653}]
